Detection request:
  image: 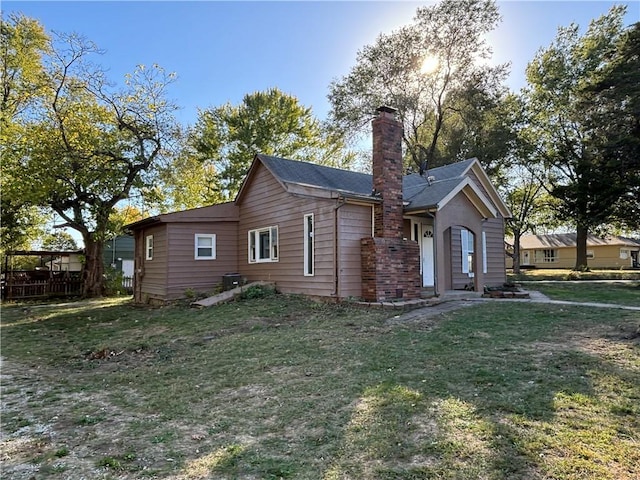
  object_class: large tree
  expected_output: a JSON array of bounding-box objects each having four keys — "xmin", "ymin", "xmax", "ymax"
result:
[
  {"xmin": 0, "ymin": 13, "xmax": 51, "ymax": 258},
  {"xmin": 187, "ymin": 88, "xmax": 354, "ymax": 201},
  {"xmin": 1, "ymin": 14, "xmax": 179, "ymax": 296},
  {"xmin": 522, "ymin": 6, "xmax": 638, "ymax": 270},
  {"xmin": 503, "ymin": 169, "xmax": 561, "ymax": 273},
  {"xmin": 328, "ymin": 0, "xmax": 509, "ymax": 172},
  {"xmin": 581, "ymin": 21, "xmax": 640, "ymax": 233}
]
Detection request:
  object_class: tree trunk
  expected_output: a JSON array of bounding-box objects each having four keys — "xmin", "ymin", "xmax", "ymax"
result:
[
  {"xmin": 82, "ymin": 234, "xmax": 105, "ymax": 297},
  {"xmin": 575, "ymin": 224, "xmax": 589, "ymax": 271},
  {"xmin": 512, "ymin": 230, "xmax": 522, "ymax": 274}
]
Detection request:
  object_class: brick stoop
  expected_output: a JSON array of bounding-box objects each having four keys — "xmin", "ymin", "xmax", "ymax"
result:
[
  {"xmin": 483, "ymin": 290, "xmax": 530, "ymax": 299},
  {"xmin": 355, "ymin": 297, "xmax": 441, "ymax": 311},
  {"xmin": 355, "ymin": 290, "xmax": 482, "ymax": 310}
]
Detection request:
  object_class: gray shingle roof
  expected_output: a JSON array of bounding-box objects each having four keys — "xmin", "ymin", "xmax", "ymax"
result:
[
  {"xmin": 519, "ymin": 233, "xmax": 640, "ymax": 249},
  {"xmin": 257, "ymin": 154, "xmax": 476, "ymax": 209},
  {"xmin": 403, "ymin": 177, "xmax": 463, "ymax": 210},
  {"xmin": 258, "ymin": 154, "xmax": 373, "ymax": 196}
]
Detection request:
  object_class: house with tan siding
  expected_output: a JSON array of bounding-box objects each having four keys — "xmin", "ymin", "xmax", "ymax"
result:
[
  {"xmin": 509, "ymin": 233, "xmax": 640, "ymax": 269},
  {"xmin": 127, "ymin": 107, "xmax": 511, "ymax": 304}
]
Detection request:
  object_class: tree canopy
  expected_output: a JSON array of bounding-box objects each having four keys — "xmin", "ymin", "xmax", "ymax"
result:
[
  {"xmin": 185, "ymin": 88, "xmax": 354, "ymax": 202},
  {"xmin": 328, "ymin": 0, "xmax": 510, "ymax": 173},
  {"xmin": 521, "ymin": 6, "xmax": 639, "ymax": 269},
  {"xmin": 1, "ymin": 13, "xmax": 179, "ymax": 295},
  {"xmin": 0, "ymin": 13, "xmax": 51, "ymax": 257}
]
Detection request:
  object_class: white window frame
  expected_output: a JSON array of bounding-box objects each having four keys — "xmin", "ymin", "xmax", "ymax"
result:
[
  {"xmin": 620, "ymin": 248, "xmax": 630, "ymax": 260},
  {"xmin": 535, "ymin": 249, "xmax": 557, "ymax": 263},
  {"xmin": 145, "ymin": 235, "xmax": 154, "ymax": 260},
  {"xmin": 248, "ymin": 226, "xmax": 278, "ymax": 263},
  {"xmin": 461, "ymin": 228, "xmax": 475, "ymax": 277},
  {"xmin": 194, "ymin": 234, "xmax": 216, "ymax": 260},
  {"xmin": 304, "ymin": 214, "xmax": 314, "ymax": 276},
  {"xmin": 586, "ymin": 249, "xmax": 594, "ymax": 259}
]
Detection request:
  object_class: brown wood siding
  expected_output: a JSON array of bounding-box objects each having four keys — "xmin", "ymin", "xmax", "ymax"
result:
[
  {"xmin": 164, "ymin": 221, "xmax": 239, "ymax": 300},
  {"xmin": 437, "ymin": 194, "xmax": 483, "ymax": 291},
  {"xmin": 337, "ymin": 203, "xmax": 373, "ymax": 298},
  {"xmin": 237, "ymin": 163, "xmax": 337, "ymax": 296},
  {"xmin": 482, "ymin": 217, "xmax": 506, "ymax": 287},
  {"xmin": 139, "ymin": 224, "xmax": 168, "ymax": 300}
]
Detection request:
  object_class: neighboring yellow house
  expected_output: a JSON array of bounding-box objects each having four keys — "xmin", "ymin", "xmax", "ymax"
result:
[{"xmin": 508, "ymin": 233, "xmax": 640, "ymax": 269}]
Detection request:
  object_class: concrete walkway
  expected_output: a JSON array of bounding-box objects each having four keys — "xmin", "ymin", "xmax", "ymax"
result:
[
  {"xmin": 390, "ymin": 289, "xmax": 639, "ymax": 323},
  {"xmin": 491, "ymin": 289, "xmax": 640, "ymax": 312}
]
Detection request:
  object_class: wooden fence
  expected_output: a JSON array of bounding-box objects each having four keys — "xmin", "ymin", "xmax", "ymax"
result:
[{"xmin": 2, "ymin": 271, "xmax": 83, "ymax": 300}]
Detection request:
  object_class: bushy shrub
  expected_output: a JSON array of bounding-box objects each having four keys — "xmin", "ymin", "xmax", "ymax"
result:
[
  {"xmin": 103, "ymin": 267, "xmax": 128, "ymax": 296},
  {"xmin": 565, "ymin": 271, "xmax": 582, "ymax": 280},
  {"xmin": 238, "ymin": 284, "xmax": 276, "ymax": 300}
]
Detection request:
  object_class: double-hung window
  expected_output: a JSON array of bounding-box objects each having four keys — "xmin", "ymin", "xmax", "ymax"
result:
[
  {"xmin": 535, "ymin": 249, "xmax": 557, "ymax": 263},
  {"xmin": 461, "ymin": 228, "xmax": 475, "ymax": 277},
  {"xmin": 195, "ymin": 234, "xmax": 216, "ymax": 260},
  {"xmin": 248, "ymin": 226, "xmax": 278, "ymax": 263},
  {"xmin": 304, "ymin": 214, "xmax": 314, "ymax": 276},
  {"xmin": 145, "ymin": 235, "xmax": 154, "ymax": 260}
]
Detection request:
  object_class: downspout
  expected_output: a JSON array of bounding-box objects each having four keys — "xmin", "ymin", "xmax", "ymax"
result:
[{"xmin": 332, "ymin": 195, "xmax": 347, "ymax": 297}]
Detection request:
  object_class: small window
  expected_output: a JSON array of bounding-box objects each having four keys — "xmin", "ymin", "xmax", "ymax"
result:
[
  {"xmin": 620, "ymin": 248, "xmax": 630, "ymax": 260},
  {"xmin": 195, "ymin": 234, "xmax": 216, "ymax": 260},
  {"xmin": 482, "ymin": 231, "xmax": 487, "ymax": 274},
  {"xmin": 586, "ymin": 249, "xmax": 594, "ymax": 259},
  {"xmin": 304, "ymin": 214, "xmax": 314, "ymax": 276},
  {"xmin": 248, "ymin": 226, "xmax": 278, "ymax": 263},
  {"xmin": 145, "ymin": 235, "xmax": 154, "ymax": 260}
]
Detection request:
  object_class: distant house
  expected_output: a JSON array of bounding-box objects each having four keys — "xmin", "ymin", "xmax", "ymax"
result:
[
  {"xmin": 127, "ymin": 107, "xmax": 511, "ymax": 304},
  {"xmin": 103, "ymin": 235, "xmax": 135, "ymax": 278},
  {"xmin": 2, "ymin": 250, "xmax": 84, "ymax": 300},
  {"xmin": 509, "ymin": 233, "xmax": 640, "ymax": 269}
]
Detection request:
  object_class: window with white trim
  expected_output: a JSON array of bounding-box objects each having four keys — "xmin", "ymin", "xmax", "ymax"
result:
[
  {"xmin": 248, "ymin": 226, "xmax": 278, "ymax": 263},
  {"xmin": 620, "ymin": 248, "xmax": 630, "ymax": 259},
  {"xmin": 304, "ymin": 214, "xmax": 314, "ymax": 276},
  {"xmin": 145, "ymin": 235, "xmax": 154, "ymax": 260},
  {"xmin": 461, "ymin": 228, "xmax": 474, "ymax": 277},
  {"xmin": 535, "ymin": 249, "xmax": 557, "ymax": 263},
  {"xmin": 195, "ymin": 234, "xmax": 216, "ymax": 260},
  {"xmin": 586, "ymin": 249, "xmax": 594, "ymax": 259}
]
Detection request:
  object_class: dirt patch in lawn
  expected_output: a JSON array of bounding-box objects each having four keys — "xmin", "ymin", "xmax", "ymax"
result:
[{"xmin": 0, "ymin": 357, "xmax": 185, "ymax": 479}]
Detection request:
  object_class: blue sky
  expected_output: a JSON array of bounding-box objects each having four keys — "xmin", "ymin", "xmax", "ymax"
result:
[{"xmin": 4, "ymin": 1, "xmax": 639, "ymax": 128}]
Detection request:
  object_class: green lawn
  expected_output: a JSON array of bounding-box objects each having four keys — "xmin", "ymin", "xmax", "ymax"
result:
[
  {"xmin": 1, "ymin": 289, "xmax": 639, "ymax": 479},
  {"xmin": 508, "ymin": 268, "xmax": 640, "ymax": 282},
  {"xmin": 525, "ymin": 281, "xmax": 640, "ymax": 307}
]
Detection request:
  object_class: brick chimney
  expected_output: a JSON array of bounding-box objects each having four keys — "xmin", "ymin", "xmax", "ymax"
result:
[
  {"xmin": 360, "ymin": 106, "xmax": 421, "ymax": 302},
  {"xmin": 372, "ymin": 106, "xmax": 404, "ymax": 238}
]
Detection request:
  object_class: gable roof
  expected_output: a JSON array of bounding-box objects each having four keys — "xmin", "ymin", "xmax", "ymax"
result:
[
  {"xmin": 236, "ymin": 154, "xmax": 510, "ymax": 217},
  {"xmin": 519, "ymin": 233, "xmax": 640, "ymax": 249}
]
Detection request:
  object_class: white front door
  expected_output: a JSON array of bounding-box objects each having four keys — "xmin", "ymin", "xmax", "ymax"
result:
[
  {"xmin": 522, "ymin": 251, "xmax": 530, "ymax": 265},
  {"xmin": 421, "ymin": 225, "xmax": 435, "ymax": 287}
]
